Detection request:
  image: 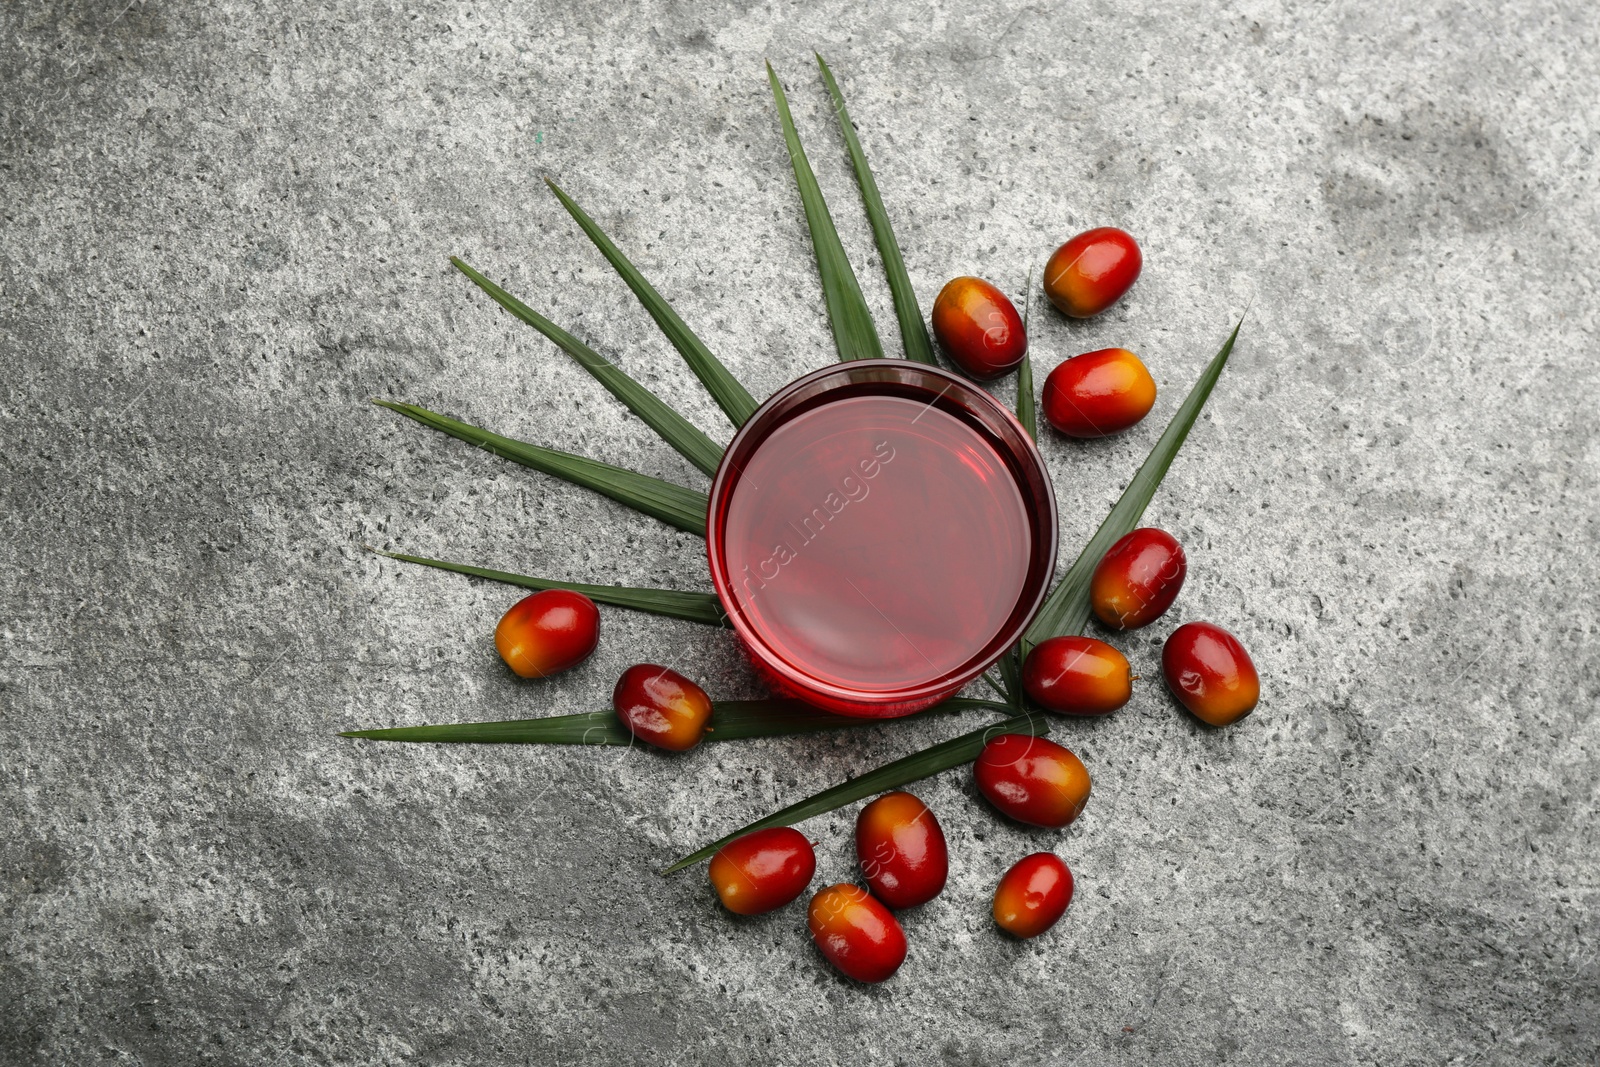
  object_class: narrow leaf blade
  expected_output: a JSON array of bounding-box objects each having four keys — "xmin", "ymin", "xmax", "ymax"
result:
[
  {"xmin": 709, "ymin": 697, "xmax": 1008, "ymax": 740},
  {"xmin": 662, "ymin": 710, "xmax": 1051, "ymax": 873},
  {"xmin": 1016, "ymin": 266, "xmax": 1037, "ymax": 440},
  {"xmin": 815, "ymin": 54, "xmax": 936, "ymax": 365},
  {"xmin": 766, "ymin": 61, "xmax": 885, "ymax": 363},
  {"xmin": 340, "ymin": 697, "xmax": 1012, "ymax": 747},
  {"xmin": 451, "ymin": 257, "xmax": 723, "ymax": 475},
  {"xmin": 1022, "ymin": 318, "xmax": 1244, "ymax": 654},
  {"xmin": 1016, "ymin": 356, "xmax": 1036, "ymax": 442},
  {"xmin": 372, "ymin": 548, "xmax": 728, "ymax": 626},
  {"xmin": 543, "ymin": 179, "xmax": 760, "ymax": 426},
  {"xmin": 998, "ymin": 648, "xmax": 1022, "ymax": 709},
  {"xmin": 376, "ymin": 400, "xmax": 708, "ymax": 535},
  {"xmin": 343, "ymin": 712, "xmax": 632, "ymax": 746}
]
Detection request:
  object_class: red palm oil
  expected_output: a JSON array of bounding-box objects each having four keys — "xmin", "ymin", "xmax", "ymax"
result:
[{"xmin": 708, "ymin": 362, "xmax": 1056, "ymax": 717}]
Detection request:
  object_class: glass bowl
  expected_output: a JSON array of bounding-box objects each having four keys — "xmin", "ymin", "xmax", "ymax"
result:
[{"xmin": 706, "ymin": 360, "xmax": 1057, "ymax": 717}]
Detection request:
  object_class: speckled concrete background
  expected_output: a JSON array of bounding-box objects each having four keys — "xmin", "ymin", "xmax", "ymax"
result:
[{"xmin": 3, "ymin": 2, "xmax": 1596, "ymax": 1064}]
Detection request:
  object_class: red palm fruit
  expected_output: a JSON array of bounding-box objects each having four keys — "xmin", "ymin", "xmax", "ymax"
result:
[
  {"xmin": 974, "ymin": 734, "xmax": 1092, "ymax": 828},
  {"xmin": 1043, "ymin": 226, "xmax": 1142, "ymax": 318},
  {"xmin": 612, "ymin": 664, "xmax": 712, "ymax": 751},
  {"xmin": 992, "ymin": 853, "xmax": 1074, "ymax": 938},
  {"xmin": 1042, "ymin": 348, "xmax": 1157, "ymax": 438},
  {"xmin": 930, "ymin": 276, "xmax": 1028, "ymax": 380},
  {"xmin": 1022, "ymin": 636, "xmax": 1132, "ymax": 716},
  {"xmin": 807, "ymin": 884, "xmax": 908, "ymax": 983},
  {"xmin": 855, "ymin": 792, "xmax": 948, "ymax": 909},
  {"xmin": 1091, "ymin": 527, "xmax": 1187, "ymax": 630},
  {"xmin": 708, "ymin": 827, "xmax": 816, "ymax": 916},
  {"xmin": 494, "ymin": 589, "xmax": 600, "ymax": 678},
  {"xmin": 1162, "ymin": 622, "xmax": 1260, "ymax": 727}
]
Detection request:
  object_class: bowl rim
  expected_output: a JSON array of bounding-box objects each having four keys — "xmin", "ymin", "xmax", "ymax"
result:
[{"xmin": 705, "ymin": 358, "xmax": 1059, "ymax": 711}]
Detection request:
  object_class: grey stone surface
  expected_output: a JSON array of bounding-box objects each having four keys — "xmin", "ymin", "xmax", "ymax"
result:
[{"xmin": 2, "ymin": 1, "xmax": 1596, "ymax": 1064}]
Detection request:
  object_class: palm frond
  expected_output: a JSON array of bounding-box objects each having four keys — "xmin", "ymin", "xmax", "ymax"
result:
[
  {"xmin": 376, "ymin": 400, "xmax": 708, "ymax": 535},
  {"xmin": 663, "ymin": 709, "xmax": 1050, "ymax": 873},
  {"xmin": 371, "ymin": 548, "xmax": 726, "ymax": 625},
  {"xmin": 816, "ymin": 54, "xmax": 936, "ymax": 365},
  {"xmin": 766, "ymin": 61, "xmax": 885, "ymax": 363},
  {"xmin": 342, "ymin": 697, "xmax": 1011, "ymax": 747},
  {"xmin": 451, "ymin": 257, "xmax": 722, "ymax": 475},
  {"xmin": 1016, "ymin": 266, "xmax": 1037, "ymax": 440},
  {"xmin": 543, "ymin": 178, "xmax": 760, "ymax": 426}
]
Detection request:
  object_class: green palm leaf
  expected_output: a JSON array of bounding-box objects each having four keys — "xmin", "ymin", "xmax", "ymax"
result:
[
  {"xmin": 1016, "ymin": 356, "xmax": 1036, "ymax": 441},
  {"xmin": 999, "ymin": 272, "xmax": 1039, "ymax": 703},
  {"xmin": 542, "ymin": 178, "xmax": 760, "ymax": 427},
  {"xmin": 371, "ymin": 548, "xmax": 727, "ymax": 626},
  {"xmin": 451, "ymin": 257, "xmax": 723, "ymax": 475},
  {"xmin": 376, "ymin": 400, "xmax": 708, "ymax": 535},
  {"xmin": 662, "ymin": 710, "xmax": 1050, "ymax": 873},
  {"xmin": 1016, "ymin": 267, "xmax": 1037, "ymax": 440},
  {"xmin": 766, "ymin": 61, "xmax": 884, "ymax": 363},
  {"xmin": 341, "ymin": 697, "xmax": 1010, "ymax": 747},
  {"xmin": 1021, "ymin": 318, "xmax": 1244, "ymax": 656},
  {"xmin": 815, "ymin": 54, "xmax": 935, "ymax": 365},
  {"xmin": 1001, "ymin": 348, "xmax": 1037, "ymax": 703},
  {"xmin": 997, "ymin": 645, "xmax": 1023, "ymax": 710}
]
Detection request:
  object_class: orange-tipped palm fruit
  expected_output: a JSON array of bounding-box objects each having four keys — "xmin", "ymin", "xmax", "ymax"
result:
[
  {"xmin": 612, "ymin": 664, "xmax": 712, "ymax": 751},
  {"xmin": 993, "ymin": 853, "xmax": 1074, "ymax": 938},
  {"xmin": 931, "ymin": 276, "xmax": 1027, "ymax": 380},
  {"xmin": 1043, "ymin": 226, "xmax": 1142, "ymax": 318},
  {"xmin": 1162, "ymin": 622, "xmax": 1259, "ymax": 726},
  {"xmin": 1022, "ymin": 636, "xmax": 1133, "ymax": 715},
  {"xmin": 494, "ymin": 590, "xmax": 600, "ymax": 678},
  {"xmin": 807, "ymin": 884, "xmax": 907, "ymax": 983},
  {"xmin": 1042, "ymin": 348, "xmax": 1156, "ymax": 438}
]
